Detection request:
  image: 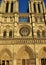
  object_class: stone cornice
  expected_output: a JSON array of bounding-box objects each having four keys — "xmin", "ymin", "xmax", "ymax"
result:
[{"xmin": 0, "ymin": 38, "xmax": 46, "ymax": 45}]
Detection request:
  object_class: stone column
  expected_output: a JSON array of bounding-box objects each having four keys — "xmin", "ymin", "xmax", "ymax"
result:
[
  {"xmin": 14, "ymin": 2, "xmax": 16, "ymax": 12},
  {"xmin": 36, "ymin": 58, "xmax": 39, "ymax": 65},
  {"xmin": 5, "ymin": 61, "xmax": 6, "ymax": 65},
  {"xmin": 30, "ymin": 17, "xmax": 32, "ymax": 23},
  {"xmin": 31, "ymin": 2, "xmax": 34, "ymax": 13},
  {"xmin": 36, "ymin": 3, "xmax": 38, "ymax": 13},
  {"xmin": 16, "ymin": 1, "xmax": 18, "ymax": 12},
  {"xmin": 7, "ymin": 30, "xmax": 9, "ymax": 38},
  {"xmin": 40, "ymin": 3, "xmax": 43, "ymax": 13},
  {"xmin": 14, "ymin": 60, "xmax": 17, "ymax": 65},
  {"xmin": 35, "ymin": 51, "xmax": 40, "ymax": 65},
  {"xmin": 9, "ymin": 2, "xmax": 11, "ymax": 13},
  {"xmin": 4, "ymin": 2, "xmax": 6, "ymax": 13},
  {"xmin": 2, "ymin": 1, "xmax": 5, "ymax": 13},
  {"xmin": 29, "ymin": 2, "xmax": 30, "ymax": 13}
]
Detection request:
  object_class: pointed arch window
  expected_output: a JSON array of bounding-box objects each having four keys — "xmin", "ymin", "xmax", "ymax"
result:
[
  {"xmin": 9, "ymin": 31, "xmax": 12, "ymax": 38},
  {"xmin": 37, "ymin": 30, "xmax": 40, "ymax": 37},
  {"xmin": 2, "ymin": 60, "xmax": 5, "ymax": 65},
  {"xmin": 3, "ymin": 31, "xmax": 7, "ymax": 38},
  {"xmin": 11, "ymin": 2, "xmax": 13, "ymax": 12},
  {"xmin": 38, "ymin": 3, "xmax": 41, "ymax": 13},
  {"xmin": 6, "ymin": 2, "xmax": 9, "ymax": 13},
  {"xmin": 6, "ymin": 60, "xmax": 9, "ymax": 65},
  {"xmin": 33, "ymin": 3, "xmax": 36, "ymax": 13},
  {"xmin": 42, "ymin": 30, "xmax": 45, "ymax": 37},
  {"xmin": 41, "ymin": 58, "xmax": 46, "ymax": 65},
  {"xmin": 1, "ymin": 60, "xmax": 9, "ymax": 65}
]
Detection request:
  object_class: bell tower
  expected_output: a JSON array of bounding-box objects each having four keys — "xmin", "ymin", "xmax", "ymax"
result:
[
  {"xmin": 28, "ymin": 0, "xmax": 46, "ymax": 38},
  {"xmin": 29, "ymin": 0, "xmax": 45, "ymax": 13},
  {"xmin": 0, "ymin": 1, "xmax": 46, "ymax": 65},
  {"xmin": 1, "ymin": 0, "xmax": 18, "ymax": 13}
]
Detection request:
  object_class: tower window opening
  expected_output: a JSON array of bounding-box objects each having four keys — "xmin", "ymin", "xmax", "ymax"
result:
[
  {"xmin": 6, "ymin": 2, "xmax": 9, "ymax": 13},
  {"xmin": 9, "ymin": 31, "xmax": 12, "ymax": 38},
  {"xmin": 38, "ymin": 3, "xmax": 41, "ymax": 13},
  {"xmin": 11, "ymin": 2, "xmax": 13, "ymax": 12},
  {"xmin": 3, "ymin": 31, "xmax": 7, "ymax": 38},
  {"xmin": 33, "ymin": 3, "xmax": 36, "ymax": 13},
  {"xmin": 1, "ymin": 60, "xmax": 9, "ymax": 65},
  {"xmin": 37, "ymin": 30, "xmax": 40, "ymax": 38}
]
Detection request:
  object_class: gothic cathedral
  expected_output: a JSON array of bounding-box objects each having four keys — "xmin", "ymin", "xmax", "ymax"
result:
[{"xmin": 0, "ymin": 0, "xmax": 46, "ymax": 65}]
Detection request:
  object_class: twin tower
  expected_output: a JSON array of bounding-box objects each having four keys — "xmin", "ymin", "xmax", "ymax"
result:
[
  {"xmin": 0, "ymin": 0, "xmax": 45, "ymax": 13},
  {"xmin": 0, "ymin": 0, "xmax": 46, "ymax": 38},
  {"xmin": 0, "ymin": 1, "xmax": 46, "ymax": 65}
]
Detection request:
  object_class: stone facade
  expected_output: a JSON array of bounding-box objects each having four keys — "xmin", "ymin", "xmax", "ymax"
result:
[{"xmin": 0, "ymin": 0, "xmax": 46, "ymax": 65}]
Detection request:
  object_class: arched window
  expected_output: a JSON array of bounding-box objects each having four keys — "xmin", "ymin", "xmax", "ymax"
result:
[
  {"xmin": 42, "ymin": 30, "xmax": 45, "ymax": 37},
  {"xmin": 33, "ymin": 3, "xmax": 36, "ymax": 13},
  {"xmin": 37, "ymin": 30, "xmax": 40, "ymax": 37},
  {"xmin": 3, "ymin": 31, "xmax": 7, "ymax": 38},
  {"xmin": 38, "ymin": 3, "xmax": 41, "ymax": 13},
  {"xmin": 11, "ymin": 2, "xmax": 13, "ymax": 12},
  {"xmin": 41, "ymin": 58, "xmax": 46, "ymax": 65},
  {"xmin": 2, "ymin": 60, "xmax": 9, "ymax": 65},
  {"xmin": 6, "ymin": 2, "xmax": 9, "ymax": 13},
  {"xmin": 9, "ymin": 31, "xmax": 12, "ymax": 38}
]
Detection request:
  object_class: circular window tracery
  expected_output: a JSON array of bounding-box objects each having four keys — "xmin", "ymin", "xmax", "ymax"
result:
[{"xmin": 19, "ymin": 27, "xmax": 30, "ymax": 36}]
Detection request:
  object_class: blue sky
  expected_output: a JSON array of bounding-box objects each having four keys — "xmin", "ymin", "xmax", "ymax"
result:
[{"xmin": 0, "ymin": 0, "xmax": 46, "ymax": 13}]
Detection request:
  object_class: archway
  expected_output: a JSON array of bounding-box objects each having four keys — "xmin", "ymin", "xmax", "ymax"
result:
[
  {"xmin": 0, "ymin": 48, "xmax": 13, "ymax": 65},
  {"xmin": 16, "ymin": 46, "xmax": 35, "ymax": 65},
  {"xmin": 39, "ymin": 47, "xmax": 46, "ymax": 65}
]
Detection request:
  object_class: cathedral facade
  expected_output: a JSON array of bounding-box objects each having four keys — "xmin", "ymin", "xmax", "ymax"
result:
[{"xmin": 0, "ymin": 0, "xmax": 46, "ymax": 65}]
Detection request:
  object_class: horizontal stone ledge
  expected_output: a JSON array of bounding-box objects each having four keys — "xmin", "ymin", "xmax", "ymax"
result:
[
  {"xmin": 0, "ymin": 38, "xmax": 46, "ymax": 44},
  {"xmin": 0, "ymin": 38, "xmax": 46, "ymax": 40}
]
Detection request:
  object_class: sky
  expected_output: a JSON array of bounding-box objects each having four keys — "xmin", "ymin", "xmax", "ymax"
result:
[{"xmin": 0, "ymin": 0, "xmax": 46, "ymax": 13}]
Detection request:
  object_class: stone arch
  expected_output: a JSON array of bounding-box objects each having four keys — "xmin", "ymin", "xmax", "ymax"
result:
[
  {"xmin": 0, "ymin": 48, "xmax": 12, "ymax": 60},
  {"xmin": 38, "ymin": 46, "xmax": 46, "ymax": 65},
  {"xmin": 16, "ymin": 46, "xmax": 35, "ymax": 65},
  {"xmin": 39, "ymin": 46, "xmax": 46, "ymax": 58},
  {"xmin": 16, "ymin": 46, "xmax": 34, "ymax": 59}
]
